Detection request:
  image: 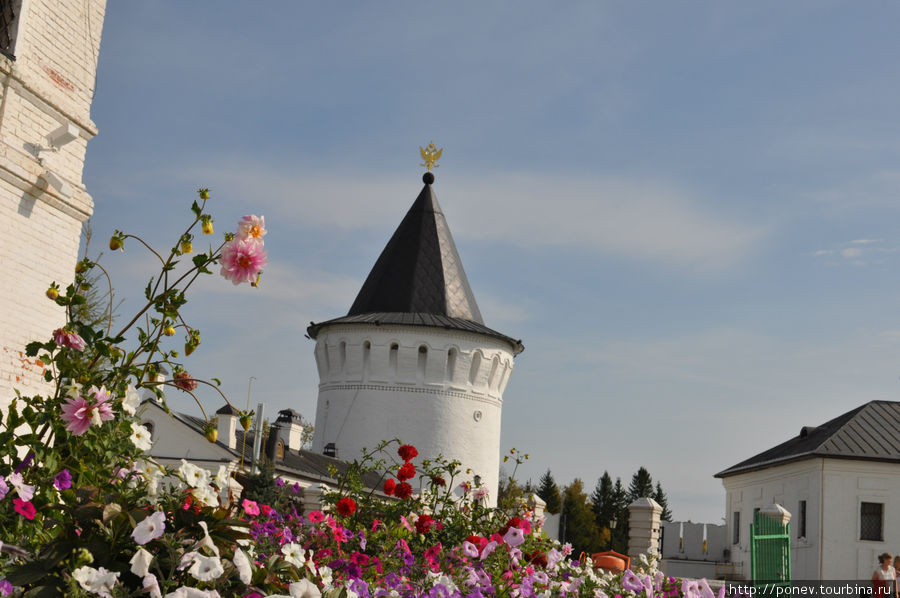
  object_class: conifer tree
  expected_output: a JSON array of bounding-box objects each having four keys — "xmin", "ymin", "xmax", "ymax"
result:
[
  {"xmin": 537, "ymin": 469, "xmax": 562, "ymax": 514},
  {"xmin": 654, "ymin": 481, "xmax": 673, "ymax": 522},
  {"xmin": 242, "ymin": 458, "xmax": 279, "ymax": 507},
  {"xmin": 590, "ymin": 472, "xmax": 616, "ymax": 550},
  {"xmin": 627, "ymin": 466, "xmax": 654, "ymax": 503},
  {"xmin": 561, "ymin": 478, "xmax": 603, "ymax": 556},
  {"xmin": 611, "ymin": 477, "xmax": 629, "ymax": 553}
]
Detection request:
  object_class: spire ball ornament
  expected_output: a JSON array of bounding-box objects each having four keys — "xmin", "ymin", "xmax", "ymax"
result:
[{"xmin": 419, "ymin": 141, "xmax": 443, "ymax": 172}]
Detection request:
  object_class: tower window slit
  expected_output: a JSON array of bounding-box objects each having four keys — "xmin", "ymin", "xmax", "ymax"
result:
[
  {"xmin": 469, "ymin": 352, "xmax": 482, "ymax": 385},
  {"xmin": 389, "ymin": 343, "xmax": 399, "ymax": 378}
]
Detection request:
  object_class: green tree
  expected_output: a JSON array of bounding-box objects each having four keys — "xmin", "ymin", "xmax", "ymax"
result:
[
  {"xmin": 590, "ymin": 472, "xmax": 616, "ymax": 549},
  {"xmin": 627, "ymin": 466, "xmax": 654, "ymax": 502},
  {"xmin": 611, "ymin": 477, "xmax": 629, "ymax": 553},
  {"xmin": 654, "ymin": 481, "xmax": 673, "ymax": 522},
  {"xmin": 561, "ymin": 478, "xmax": 604, "ymax": 556},
  {"xmin": 537, "ymin": 469, "xmax": 562, "ymax": 514},
  {"xmin": 242, "ymin": 458, "xmax": 279, "ymax": 506}
]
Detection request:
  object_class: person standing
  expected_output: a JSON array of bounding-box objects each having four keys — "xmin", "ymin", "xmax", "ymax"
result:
[{"xmin": 873, "ymin": 553, "xmax": 897, "ymax": 598}]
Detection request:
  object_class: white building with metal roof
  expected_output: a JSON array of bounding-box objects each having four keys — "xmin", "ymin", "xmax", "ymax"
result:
[{"xmin": 717, "ymin": 400, "xmax": 900, "ymax": 580}]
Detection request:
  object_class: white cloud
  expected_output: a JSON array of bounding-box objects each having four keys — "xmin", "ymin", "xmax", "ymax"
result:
[{"xmin": 196, "ymin": 164, "xmax": 765, "ymax": 273}]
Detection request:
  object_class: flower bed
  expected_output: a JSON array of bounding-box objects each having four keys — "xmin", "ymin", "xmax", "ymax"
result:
[{"xmin": 0, "ymin": 191, "xmax": 721, "ymax": 598}]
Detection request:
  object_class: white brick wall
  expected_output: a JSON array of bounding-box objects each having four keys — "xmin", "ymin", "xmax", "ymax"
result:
[{"xmin": 0, "ymin": 0, "xmax": 106, "ymax": 413}]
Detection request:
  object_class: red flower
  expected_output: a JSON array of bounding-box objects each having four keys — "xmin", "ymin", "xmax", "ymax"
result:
[
  {"xmin": 397, "ymin": 444, "xmax": 418, "ymax": 461},
  {"xmin": 13, "ymin": 498, "xmax": 35, "ymax": 520},
  {"xmin": 397, "ymin": 462, "xmax": 416, "ymax": 482},
  {"xmin": 527, "ymin": 550, "xmax": 548, "ymax": 568},
  {"xmin": 431, "ymin": 476, "xmax": 446, "ymax": 487},
  {"xmin": 499, "ymin": 516, "xmax": 532, "ymax": 536},
  {"xmin": 383, "ymin": 478, "xmax": 396, "ymax": 496},
  {"xmin": 395, "ymin": 482, "xmax": 413, "ymax": 499},
  {"xmin": 415, "ymin": 514, "xmax": 436, "ymax": 535},
  {"xmin": 336, "ymin": 496, "xmax": 357, "ymax": 516}
]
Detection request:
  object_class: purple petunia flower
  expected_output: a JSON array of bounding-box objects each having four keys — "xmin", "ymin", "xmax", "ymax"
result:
[
  {"xmin": 53, "ymin": 469, "xmax": 72, "ymax": 491},
  {"xmin": 0, "ymin": 580, "xmax": 12, "ymax": 596},
  {"xmin": 350, "ymin": 579, "xmax": 370, "ymax": 598}
]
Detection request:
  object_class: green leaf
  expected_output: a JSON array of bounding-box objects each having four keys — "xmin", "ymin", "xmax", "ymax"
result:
[
  {"xmin": 25, "ymin": 342, "xmax": 42, "ymax": 357},
  {"xmin": 211, "ymin": 378, "xmax": 221, "ymax": 386},
  {"xmin": 24, "ymin": 585, "xmax": 63, "ymax": 598},
  {"xmin": 6, "ymin": 561, "xmax": 50, "ymax": 585},
  {"xmin": 191, "ymin": 199, "xmax": 202, "ymax": 216}
]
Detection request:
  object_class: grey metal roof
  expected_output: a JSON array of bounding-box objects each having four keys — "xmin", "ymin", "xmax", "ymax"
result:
[
  {"xmin": 716, "ymin": 401, "xmax": 900, "ymax": 478},
  {"xmin": 307, "ymin": 174, "xmax": 523, "ymax": 355},
  {"xmin": 349, "ymin": 175, "xmax": 482, "ymax": 321}
]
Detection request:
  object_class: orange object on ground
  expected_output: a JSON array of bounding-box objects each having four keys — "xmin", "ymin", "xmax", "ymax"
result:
[{"xmin": 591, "ymin": 550, "xmax": 630, "ymax": 572}]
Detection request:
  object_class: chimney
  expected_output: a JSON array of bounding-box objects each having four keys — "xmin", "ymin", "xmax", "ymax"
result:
[
  {"xmin": 275, "ymin": 409, "xmax": 304, "ymax": 452},
  {"xmin": 215, "ymin": 404, "xmax": 239, "ymax": 449}
]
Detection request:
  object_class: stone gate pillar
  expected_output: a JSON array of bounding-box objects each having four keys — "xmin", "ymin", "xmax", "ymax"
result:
[{"xmin": 628, "ymin": 497, "xmax": 662, "ymax": 559}]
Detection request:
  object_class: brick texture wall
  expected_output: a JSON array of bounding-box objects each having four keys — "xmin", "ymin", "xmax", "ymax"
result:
[{"xmin": 0, "ymin": 0, "xmax": 106, "ymax": 411}]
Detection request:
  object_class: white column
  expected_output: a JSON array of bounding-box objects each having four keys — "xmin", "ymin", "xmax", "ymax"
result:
[{"xmin": 628, "ymin": 497, "xmax": 663, "ymax": 559}]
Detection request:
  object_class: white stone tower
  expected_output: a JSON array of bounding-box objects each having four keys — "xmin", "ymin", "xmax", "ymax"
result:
[
  {"xmin": 0, "ymin": 0, "xmax": 106, "ymax": 410},
  {"xmin": 308, "ymin": 170, "xmax": 523, "ymax": 501}
]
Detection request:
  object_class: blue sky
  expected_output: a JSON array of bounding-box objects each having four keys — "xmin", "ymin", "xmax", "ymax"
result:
[{"xmin": 83, "ymin": 3, "xmax": 900, "ymax": 523}]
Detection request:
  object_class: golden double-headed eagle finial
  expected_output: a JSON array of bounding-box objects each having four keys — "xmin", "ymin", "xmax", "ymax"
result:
[{"xmin": 419, "ymin": 141, "xmax": 443, "ymax": 171}]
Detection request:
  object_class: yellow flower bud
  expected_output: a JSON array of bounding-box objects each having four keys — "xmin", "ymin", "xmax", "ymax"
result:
[
  {"xmin": 109, "ymin": 236, "xmax": 123, "ymax": 251},
  {"xmin": 239, "ymin": 414, "xmax": 252, "ymax": 431},
  {"xmin": 180, "ymin": 240, "xmax": 193, "ymax": 254},
  {"xmin": 198, "ymin": 188, "xmax": 210, "ymax": 200},
  {"xmin": 163, "ymin": 325, "xmax": 176, "ymax": 337},
  {"xmin": 46, "ymin": 287, "xmax": 59, "ymax": 300},
  {"xmin": 204, "ymin": 425, "xmax": 218, "ymax": 444},
  {"xmin": 201, "ymin": 217, "xmax": 214, "ymax": 235}
]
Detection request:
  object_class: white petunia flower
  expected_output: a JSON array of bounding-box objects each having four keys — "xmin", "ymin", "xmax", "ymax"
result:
[
  {"xmin": 232, "ymin": 547, "xmax": 252, "ymax": 584},
  {"xmin": 214, "ymin": 465, "xmax": 229, "ymax": 488},
  {"xmin": 196, "ymin": 521, "xmax": 219, "ymax": 556},
  {"xmin": 192, "ymin": 484, "xmax": 219, "ymax": 508},
  {"xmin": 130, "ymin": 547, "xmax": 154, "ymax": 576},
  {"xmin": 178, "ymin": 460, "xmax": 210, "ymax": 488},
  {"xmin": 143, "ymin": 574, "xmax": 162, "ymax": 598},
  {"xmin": 130, "ymin": 422, "xmax": 153, "ymax": 451},
  {"xmin": 7, "ymin": 472, "xmax": 34, "ymax": 501},
  {"xmin": 187, "ymin": 554, "xmax": 225, "ymax": 582},
  {"xmin": 289, "ymin": 579, "xmax": 323, "ymax": 598},
  {"xmin": 281, "ymin": 542, "xmax": 306, "ymax": 567},
  {"xmin": 318, "ymin": 565, "xmax": 333, "ymax": 591},
  {"xmin": 131, "ymin": 510, "xmax": 166, "ymax": 545},
  {"xmin": 122, "ymin": 385, "xmax": 141, "ymax": 415},
  {"xmin": 72, "ymin": 565, "xmax": 120, "ymax": 597}
]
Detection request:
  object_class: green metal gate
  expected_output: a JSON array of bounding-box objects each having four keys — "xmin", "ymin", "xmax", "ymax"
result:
[{"xmin": 750, "ymin": 510, "xmax": 791, "ymax": 588}]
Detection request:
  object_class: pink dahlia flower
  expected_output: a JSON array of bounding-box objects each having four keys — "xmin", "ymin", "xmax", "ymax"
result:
[
  {"xmin": 53, "ymin": 328, "xmax": 86, "ymax": 351},
  {"xmin": 220, "ymin": 237, "xmax": 267, "ymax": 285},
  {"xmin": 236, "ymin": 214, "xmax": 266, "ymax": 241},
  {"xmin": 60, "ymin": 386, "xmax": 114, "ymax": 435}
]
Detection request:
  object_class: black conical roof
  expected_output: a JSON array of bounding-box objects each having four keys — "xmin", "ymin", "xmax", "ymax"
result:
[
  {"xmin": 347, "ymin": 177, "xmax": 483, "ymax": 322},
  {"xmin": 307, "ymin": 174, "xmax": 523, "ymax": 354}
]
